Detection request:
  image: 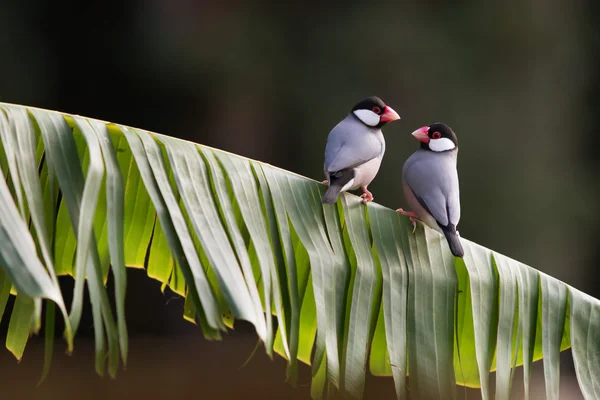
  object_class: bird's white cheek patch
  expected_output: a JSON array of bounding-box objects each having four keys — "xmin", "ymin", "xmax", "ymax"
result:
[
  {"xmin": 429, "ymin": 138, "xmax": 456, "ymax": 152},
  {"xmin": 353, "ymin": 109, "xmax": 380, "ymax": 127}
]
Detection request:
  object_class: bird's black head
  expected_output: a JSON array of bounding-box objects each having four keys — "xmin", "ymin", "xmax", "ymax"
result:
[
  {"xmin": 350, "ymin": 96, "xmax": 400, "ymax": 128},
  {"xmin": 411, "ymin": 122, "xmax": 458, "ymax": 152}
]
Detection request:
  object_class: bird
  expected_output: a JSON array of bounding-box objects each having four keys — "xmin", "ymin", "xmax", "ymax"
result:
[
  {"xmin": 398, "ymin": 123, "xmax": 464, "ymax": 257},
  {"xmin": 322, "ymin": 96, "xmax": 400, "ymax": 205}
]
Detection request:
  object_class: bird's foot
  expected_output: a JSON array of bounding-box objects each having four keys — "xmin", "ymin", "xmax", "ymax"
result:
[
  {"xmin": 396, "ymin": 208, "xmax": 419, "ymax": 233},
  {"xmin": 360, "ymin": 187, "xmax": 374, "ymax": 205},
  {"xmin": 322, "ymin": 179, "xmax": 329, "ymax": 185}
]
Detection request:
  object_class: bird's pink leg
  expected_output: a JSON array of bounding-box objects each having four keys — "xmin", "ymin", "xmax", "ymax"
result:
[
  {"xmin": 360, "ymin": 186, "xmax": 374, "ymax": 204},
  {"xmin": 396, "ymin": 208, "xmax": 419, "ymax": 233},
  {"xmin": 322, "ymin": 179, "xmax": 329, "ymax": 185}
]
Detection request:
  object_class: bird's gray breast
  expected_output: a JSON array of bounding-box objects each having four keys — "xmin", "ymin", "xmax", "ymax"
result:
[{"xmin": 402, "ymin": 150, "xmax": 460, "ymax": 227}]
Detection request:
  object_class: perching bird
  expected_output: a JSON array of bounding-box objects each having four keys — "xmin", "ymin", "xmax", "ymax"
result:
[
  {"xmin": 398, "ymin": 123, "xmax": 464, "ymax": 257},
  {"xmin": 322, "ymin": 96, "xmax": 400, "ymax": 204}
]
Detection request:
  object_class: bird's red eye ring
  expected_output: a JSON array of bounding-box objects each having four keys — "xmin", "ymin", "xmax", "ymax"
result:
[
  {"xmin": 372, "ymin": 106, "xmax": 381, "ymax": 114},
  {"xmin": 432, "ymin": 131, "xmax": 442, "ymax": 139}
]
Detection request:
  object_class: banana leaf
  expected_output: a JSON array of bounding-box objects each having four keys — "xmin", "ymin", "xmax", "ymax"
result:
[{"xmin": 0, "ymin": 103, "xmax": 598, "ymax": 399}]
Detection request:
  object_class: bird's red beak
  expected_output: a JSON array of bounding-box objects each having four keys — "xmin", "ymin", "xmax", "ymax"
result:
[
  {"xmin": 411, "ymin": 126, "xmax": 430, "ymax": 143},
  {"xmin": 379, "ymin": 106, "xmax": 400, "ymax": 123}
]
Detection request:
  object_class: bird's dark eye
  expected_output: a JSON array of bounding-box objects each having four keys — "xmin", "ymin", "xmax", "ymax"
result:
[
  {"xmin": 432, "ymin": 131, "xmax": 442, "ymax": 139},
  {"xmin": 372, "ymin": 106, "xmax": 381, "ymax": 114}
]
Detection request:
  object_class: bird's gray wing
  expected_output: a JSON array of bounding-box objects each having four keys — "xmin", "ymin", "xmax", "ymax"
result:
[
  {"xmin": 402, "ymin": 152, "xmax": 460, "ymax": 227},
  {"xmin": 324, "ymin": 117, "xmax": 382, "ymax": 173}
]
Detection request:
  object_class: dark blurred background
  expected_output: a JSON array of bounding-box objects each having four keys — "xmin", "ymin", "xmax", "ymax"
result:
[{"xmin": 1, "ymin": 0, "xmax": 598, "ymax": 399}]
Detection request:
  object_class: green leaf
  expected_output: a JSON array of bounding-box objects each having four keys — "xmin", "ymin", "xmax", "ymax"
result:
[
  {"xmin": 200, "ymin": 148, "xmax": 268, "ymax": 341},
  {"xmin": 39, "ymin": 300, "xmax": 56, "ymax": 384},
  {"xmin": 161, "ymin": 138, "xmax": 259, "ymax": 329},
  {"xmin": 4, "ymin": 107, "xmax": 73, "ymax": 349},
  {"xmin": 213, "ymin": 149, "xmax": 285, "ymax": 356},
  {"xmin": 459, "ymin": 242, "xmax": 497, "ymax": 399},
  {"xmin": 253, "ymin": 162, "xmax": 297, "ymax": 376},
  {"xmin": 147, "ymin": 219, "xmax": 174, "ymax": 286},
  {"xmin": 92, "ymin": 121, "xmax": 129, "ymax": 365},
  {"xmin": 0, "ymin": 270, "xmax": 11, "ymax": 321},
  {"xmin": 340, "ymin": 196, "xmax": 382, "ymax": 398},
  {"xmin": 540, "ymin": 273, "xmax": 568, "ymax": 400},
  {"xmin": 0, "ymin": 108, "xmax": 26, "ymax": 217},
  {"xmin": 6, "ymin": 295, "xmax": 35, "ymax": 360},
  {"xmin": 31, "ymin": 110, "xmax": 90, "ymax": 331},
  {"xmin": 2, "ymin": 103, "xmax": 600, "ymax": 400},
  {"xmin": 515, "ymin": 260, "xmax": 540, "ymax": 400},
  {"xmin": 70, "ymin": 117, "xmax": 120, "ymax": 377},
  {"xmin": 405, "ymin": 221, "xmax": 457, "ymax": 400},
  {"xmin": 493, "ymin": 255, "xmax": 519, "ymax": 400},
  {"xmin": 124, "ymin": 127, "xmax": 223, "ymax": 336},
  {"xmin": 0, "ymin": 160, "xmax": 61, "ymax": 301},
  {"xmin": 569, "ymin": 287, "xmax": 600, "ymax": 399},
  {"xmin": 368, "ymin": 204, "xmax": 408, "ymax": 398},
  {"xmin": 262, "ymin": 165, "xmax": 344, "ymax": 387},
  {"xmin": 0, "ymin": 112, "xmax": 61, "ymax": 315}
]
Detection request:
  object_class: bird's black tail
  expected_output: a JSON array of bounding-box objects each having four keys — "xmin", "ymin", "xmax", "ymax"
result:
[
  {"xmin": 322, "ymin": 185, "xmax": 343, "ymax": 204},
  {"xmin": 440, "ymin": 224, "xmax": 464, "ymax": 258},
  {"xmin": 322, "ymin": 168, "xmax": 355, "ymax": 204}
]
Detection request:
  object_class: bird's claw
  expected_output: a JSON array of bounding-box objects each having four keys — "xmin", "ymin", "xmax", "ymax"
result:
[
  {"xmin": 409, "ymin": 217, "xmax": 417, "ymax": 233},
  {"xmin": 360, "ymin": 187, "xmax": 374, "ymax": 205},
  {"xmin": 396, "ymin": 208, "xmax": 418, "ymax": 233},
  {"xmin": 322, "ymin": 179, "xmax": 329, "ymax": 185}
]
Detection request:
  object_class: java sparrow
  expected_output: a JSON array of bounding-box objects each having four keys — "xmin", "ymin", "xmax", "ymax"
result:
[
  {"xmin": 398, "ymin": 123, "xmax": 464, "ymax": 257},
  {"xmin": 322, "ymin": 96, "xmax": 400, "ymax": 204}
]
